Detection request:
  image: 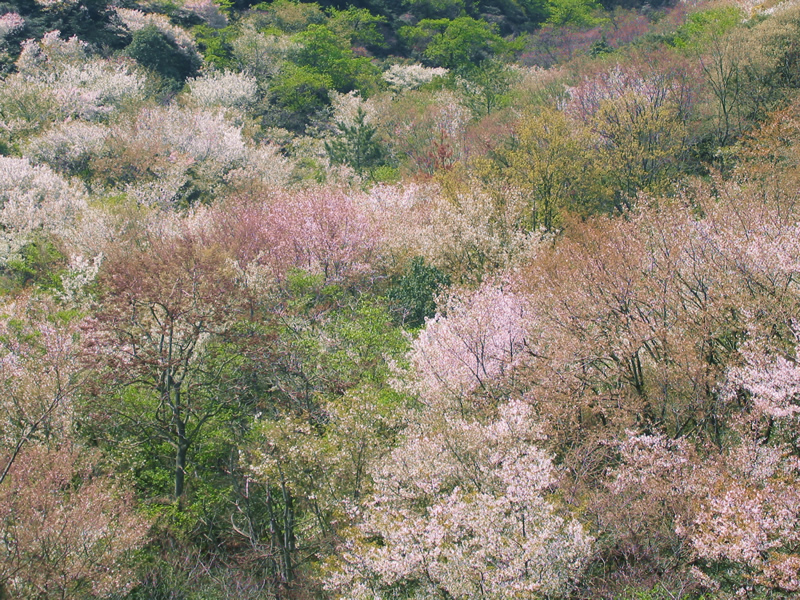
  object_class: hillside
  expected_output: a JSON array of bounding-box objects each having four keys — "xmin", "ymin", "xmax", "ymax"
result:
[{"xmin": 1, "ymin": 0, "xmax": 800, "ymax": 598}]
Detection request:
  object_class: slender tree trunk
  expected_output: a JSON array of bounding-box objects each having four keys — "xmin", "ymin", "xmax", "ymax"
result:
[
  {"xmin": 281, "ymin": 484, "xmax": 295, "ymax": 583},
  {"xmin": 173, "ymin": 384, "xmax": 188, "ymax": 498},
  {"xmin": 175, "ymin": 430, "xmax": 188, "ymax": 498}
]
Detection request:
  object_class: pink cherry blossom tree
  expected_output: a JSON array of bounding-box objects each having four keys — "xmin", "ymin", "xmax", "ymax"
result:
[
  {"xmin": 0, "ymin": 444, "xmax": 149, "ymax": 599},
  {"xmin": 327, "ymin": 284, "xmax": 592, "ymax": 599},
  {"xmin": 327, "ymin": 399, "xmax": 592, "ymax": 600}
]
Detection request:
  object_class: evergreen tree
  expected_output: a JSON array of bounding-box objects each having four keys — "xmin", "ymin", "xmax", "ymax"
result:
[{"xmin": 324, "ymin": 107, "xmax": 385, "ymax": 175}]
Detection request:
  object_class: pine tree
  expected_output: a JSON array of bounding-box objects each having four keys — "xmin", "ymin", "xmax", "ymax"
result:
[{"xmin": 324, "ymin": 107, "xmax": 385, "ymax": 176}]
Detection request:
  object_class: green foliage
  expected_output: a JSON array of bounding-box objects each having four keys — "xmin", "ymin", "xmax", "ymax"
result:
[
  {"xmin": 269, "ymin": 64, "xmax": 332, "ymax": 128},
  {"xmin": 670, "ymin": 6, "xmax": 742, "ymax": 49},
  {"xmin": 616, "ymin": 585, "xmax": 706, "ymax": 600},
  {"xmin": 193, "ymin": 24, "xmax": 235, "ymax": 68},
  {"xmin": 268, "ymin": 270, "xmax": 409, "ymax": 397},
  {"xmin": 503, "ymin": 0, "xmax": 551, "ymax": 28},
  {"xmin": 283, "ymin": 267, "xmax": 331, "ymax": 313},
  {"xmin": 321, "ymin": 299, "xmax": 409, "ymax": 387},
  {"xmin": 0, "ymin": 235, "xmax": 66, "ymax": 295},
  {"xmin": 456, "ymin": 58, "xmax": 517, "ymax": 116},
  {"xmin": 324, "ymin": 107, "xmax": 387, "ymax": 176},
  {"xmin": 370, "ymin": 164, "xmax": 400, "ymax": 183},
  {"xmin": 290, "ymin": 24, "xmax": 382, "ymax": 94},
  {"xmin": 486, "ymin": 107, "xmax": 600, "ymax": 228},
  {"xmin": 388, "ymin": 256, "xmax": 450, "ymax": 328},
  {"xmin": 86, "ymin": 337, "xmax": 249, "ymax": 511},
  {"xmin": 250, "ymin": 0, "xmax": 326, "ymax": 32},
  {"xmin": 124, "ymin": 25, "xmax": 200, "ymax": 88},
  {"xmin": 288, "ymin": 155, "xmax": 329, "ymax": 183},
  {"xmin": 326, "ymin": 6, "xmax": 387, "ymax": 51},
  {"xmin": 416, "ymin": 16, "xmax": 507, "ymax": 71},
  {"xmin": 590, "ymin": 35, "xmax": 614, "ymax": 56},
  {"xmin": 547, "ymin": 0, "xmax": 603, "ymax": 27},
  {"xmin": 402, "ymin": 0, "xmax": 465, "ymax": 20},
  {"xmin": 246, "ymin": 384, "xmax": 407, "ymax": 589}
]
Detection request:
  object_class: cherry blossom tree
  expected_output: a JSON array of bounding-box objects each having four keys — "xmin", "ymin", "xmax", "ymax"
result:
[
  {"xmin": 378, "ymin": 90, "xmax": 471, "ymax": 175},
  {"xmin": 0, "ymin": 444, "xmax": 149, "ymax": 599},
  {"xmin": 600, "ymin": 432, "xmax": 700, "ymax": 590},
  {"xmin": 326, "ymin": 283, "xmax": 591, "ymax": 598},
  {"xmin": 407, "ymin": 282, "xmax": 530, "ymax": 406},
  {"xmin": 93, "ymin": 105, "xmax": 248, "ymax": 205},
  {"xmin": 677, "ymin": 332, "xmax": 800, "ymax": 594},
  {"xmin": 0, "ymin": 13, "xmax": 24, "ymax": 41},
  {"xmin": 84, "ymin": 215, "xmax": 244, "ymax": 498},
  {"xmin": 685, "ymin": 441, "xmax": 800, "ymax": 594},
  {"xmin": 328, "ymin": 400, "xmax": 592, "ymax": 600},
  {"xmin": 368, "ymin": 181, "xmax": 538, "ymax": 283},
  {"xmin": 187, "ymin": 70, "xmax": 258, "ymax": 110},
  {"xmin": 180, "ymin": 0, "xmax": 228, "ymax": 28},
  {"xmin": 605, "ymin": 352, "xmax": 800, "ymax": 595},
  {"xmin": 0, "ymin": 156, "xmax": 87, "ymax": 269},
  {"xmin": 382, "ymin": 64, "xmax": 448, "ymax": 91},
  {"xmin": 260, "ymin": 187, "xmax": 380, "ymax": 282},
  {"xmin": 25, "ymin": 120, "xmax": 108, "ymax": 175},
  {"xmin": 92, "ymin": 104, "xmax": 293, "ymax": 205},
  {"xmin": 0, "ymin": 295, "xmax": 82, "ymax": 486},
  {"xmin": 0, "ymin": 295, "xmax": 148, "ymax": 599},
  {"xmin": 14, "ymin": 31, "xmax": 146, "ymax": 121}
]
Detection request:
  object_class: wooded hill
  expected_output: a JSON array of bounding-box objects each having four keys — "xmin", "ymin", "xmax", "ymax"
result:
[{"xmin": 2, "ymin": 0, "xmax": 800, "ymax": 598}]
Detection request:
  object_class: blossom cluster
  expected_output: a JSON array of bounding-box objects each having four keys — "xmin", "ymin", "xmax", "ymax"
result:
[
  {"xmin": 13, "ymin": 31, "xmax": 145, "ymax": 120},
  {"xmin": 329, "ymin": 400, "xmax": 592, "ymax": 599},
  {"xmin": 181, "ymin": 0, "xmax": 227, "ymax": 28},
  {"xmin": 114, "ymin": 8, "xmax": 200, "ymax": 60},
  {"xmin": 382, "ymin": 63, "xmax": 448, "ymax": 90},
  {"xmin": 0, "ymin": 12, "xmax": 24, "ymax": 39},
  {"xmin": 0, "ymin": 156, "xmax": 87, "ymax": 264},
  {"xmin": 187, "ymin": 69, "xmax": 258, "ymax": 109}
]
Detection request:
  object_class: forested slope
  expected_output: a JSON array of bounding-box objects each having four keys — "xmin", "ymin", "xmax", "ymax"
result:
[{"xmin": 2, "ymin": 0, "xmax": 800, "ymax": 598}]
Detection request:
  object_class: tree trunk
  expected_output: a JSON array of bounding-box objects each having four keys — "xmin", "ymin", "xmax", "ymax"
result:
[{"xmin": 175, "ymin": 419, "xmax": 188, "ymax": 498}]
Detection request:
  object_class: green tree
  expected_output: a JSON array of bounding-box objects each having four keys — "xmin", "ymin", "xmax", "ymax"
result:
[
  {"xmin": 241, "ymin": 283, "xmax": 409, "ymax": 584},
  {"xmin": 290, "ymin": 24, "xmax": 382, "ymax": 94},
  {"xmin": 456, "ymin": 58, "xmax": 517, "ymax": 117},
  {"xmin": 0, "ymin": 234, "xmax": 66, "ymax": 295},
  {"xmin": 327, "ymin": 7, "xmax": 387, "ymax": 51},
  {"xmin": 421, "ymin": 16, "xmax": 507, "ymax": 72},
  {"xmin": 547, "ymin": 0, "xmax": 602, "ymax": 27},
  {"xmin": 250, "ymin": 0, "xmax": 326, "ymax": 31},
  {"xmin": 388, "ymin": 256, "xmax": 450, "ymax": 328},
  {"xmin": 402, "ymin": 0, "xmax": 465, "ymax": 19},
  {"xmin": 85, "ymin": 225, "xmax": 244, "ymax": 499},
  {"xmin": 324, "ymin": 107, "xmax": 386, "ymax": 176},
  {"xmin": 670, "ymin": 6, "xmax": 741, "ymax": 50},
  {"xmin": 124, "ymin": 25, "xmax": 200, "ymax": 89},
  {"xmin": 591, "ymin": 89, "xmax": 688, "ymax": 210},
  {"xmin": 193, "ymin": 24, "xmax": 236, "ymax": 69},
  {"xmin": 270, "ymin": 64, "xmax": 333, "ymax": 129},
  {"xmin": 497, "ymin": 0, "xmax": 550, "ymax": 29},
  {"xmin": 491, "ymin": 107, "xmax": 597, "ymax": 229}
]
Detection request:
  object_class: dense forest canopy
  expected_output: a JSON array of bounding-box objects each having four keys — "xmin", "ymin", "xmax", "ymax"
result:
[{"xmin": 2, "ymin": 0, "xmax": 800, "ymax": 598}]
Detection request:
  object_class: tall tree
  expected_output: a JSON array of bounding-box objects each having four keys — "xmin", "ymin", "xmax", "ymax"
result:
[{"xmin": 84, "ymin": 216, "xmax": 243, "ymax": 498}]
